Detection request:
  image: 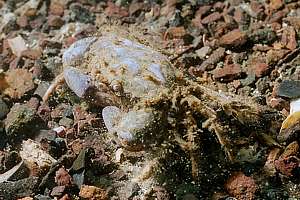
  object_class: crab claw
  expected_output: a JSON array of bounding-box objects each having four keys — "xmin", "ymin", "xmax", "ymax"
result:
[
  {"xmin": 102, "ymin": 106, "xmax": 166, "ymax": 151},
  {"xmin": 63, "ymin": 37, "xmax": 97, "ymax": 66},
  {"xmin": 64, "ymin": 67, "xmax": 92, "ymax": 98}
]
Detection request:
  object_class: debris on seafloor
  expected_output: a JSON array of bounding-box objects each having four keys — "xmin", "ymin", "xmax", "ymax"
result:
[
  {"xmin": 1, "ymin": 69, "xmax": 35, "ymax": 99},
  {"xmin": 7, "ymin": 35, "xmax": 27, "ymax": 57}
]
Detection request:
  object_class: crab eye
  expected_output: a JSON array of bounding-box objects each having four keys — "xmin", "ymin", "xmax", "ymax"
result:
[{"xmin": 111, "ymin": 82, "xmax": 123, "ymax": 95}]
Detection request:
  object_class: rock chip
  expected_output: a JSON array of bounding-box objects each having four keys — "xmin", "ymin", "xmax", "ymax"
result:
[
  {"xmin": 20, "ymin": 139, "xmax": 57, "ymax": 169},
  {"xmin": 277, "ymin": 80, "xmax": 300, "ymax": 99},
  {"xmin": 7, "ymin": 35, "xmax": 28, "ymax": 57},
  {"xmin": 0, "ymin": 98, "xmax": 9, "ymax": 119},
  {"xmin": 225, "ymin": 172, "xmax": 257, "ymax": 200},
  {"xmin": 219, "ymin": 29, "xmax": 247, "ymax": 48},
  {"xmin": 79, "ymin": 185, "xmax": 108, "ymax": 200},
  {"xmin": 0, "ymin": 176, "xmax": 39, "ymax": 199},
  {"xmin": 4, "ymin": 103, "xmax": 37, "ymax": 138},
  {"xmin": 3, "ymin": 69, "xmax": 35, "ymax": 99},
  {"xmin": 213, "ymin": 64, "xmax": 242, "ymax": 82}
]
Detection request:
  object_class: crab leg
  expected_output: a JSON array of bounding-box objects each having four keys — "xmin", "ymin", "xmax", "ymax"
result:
[{"xmin": 42, "ymin": 73, "xmax": 65, "ymax": 102}]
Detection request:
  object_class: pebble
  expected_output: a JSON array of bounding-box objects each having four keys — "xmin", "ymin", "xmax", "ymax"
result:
[
  {"xmin": 277, "ymin": 80, "xmax": 300, "ymax": 99},
  {"xmin": 225, "ymin": 172, "xmax": 257, "ymax": 200},
  {"xmin": 4, "ymin": 103, "xmax": 37, "ymax": 138},
  {"xmin": 20, "ymin": 139, "xmax": 57, "ymax": 169},
  {"xmin": 0, "ymin": 98, "xmax": 9, "ymax": 120},
  {"xmin": 213, "ymin": 63, "xmax": 242, "ymax": 82},
  {"xmin": 7, "ymin": 35, "xmax": 27, "ymax": 57},
  {"xmin": 59, "ymin": 117, "xmax": 74, "ymax": 129},
  {"xmin": 0, "ymin": 176, "xmax": 39, "ymax": 199},
  {"xmin": 48, "ymin": 15, "xmax": 64, "ymax": 28},
  {"xmin": 219, "ymin": 29, "xmax": 247, "ymax": 48},
  {"xmin": 68, "ymin": 3, "xmax": 95, "ymax": 24},
  {"xmin": 195, "ymin": 46, "xmax": 211, "ymax": 59},
  {"xmin": 79, "ymin": 185, "xmax": 108, "ymax": 200}
]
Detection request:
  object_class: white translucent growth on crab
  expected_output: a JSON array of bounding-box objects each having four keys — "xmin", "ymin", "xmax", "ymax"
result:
[
  {"xmin": 116, "ymin": 109, "xmax": 155, "ymax": 143},
  {"xmin": 64, "ymin": 67, "xmax": 92, "ymax": 97},
  {"xmin": 290, "ymin": 98, "xmax": 300, "ymax": 114},
  {"xmin": 102, "ymin": 106, "xmax": 159, "ymax": 147},
  {"xmin": 102, "ymin": 106, "xmax": 123, "ymax": 132},
  {"xmin": 87, "ymin": 34, "xmax": 175, "ymax": 98},
  {"xmin": 62, "ymin": 37, "xmax": 97, "ymax": 66}
]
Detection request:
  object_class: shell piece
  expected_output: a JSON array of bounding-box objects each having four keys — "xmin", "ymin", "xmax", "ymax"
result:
[
  {"xmin": 64, "ymin": 67, "xmax": 92, "ymax": 98},
  {"xmin": 87, "ymin": 34, "xmax": 175, "ymax": 99},
  {"xmin": 278, "ymin": 111, "xmax": 300, "ymax": 142},
  {"xmin": 278, "ymin": 98, "xmax": 300, "ymax": 142},
  {"xmin": 62, "ymin": 37, "xmax": 97, "ymax": 66}
]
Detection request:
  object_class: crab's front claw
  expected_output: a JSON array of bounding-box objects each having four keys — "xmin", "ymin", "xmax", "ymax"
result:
[
  {"xmin": 63, "ymin": 37, "xmax": 97, "ymax": 66},
  {"xmin": 64, "ymin": 67, "xmax": 92, "ymax": 98},
  {"xmin": 102, "ymin": 106, "xmax": 166, "ymax": 151},
  {"xmin": 64, "ymin": 67, "xmax": 121, "ymax": 106}
]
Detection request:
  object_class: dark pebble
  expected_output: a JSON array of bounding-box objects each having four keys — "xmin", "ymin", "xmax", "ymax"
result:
[{"xmin": 277, "ymin": 80, "xmax": 300, "ymax": 99}]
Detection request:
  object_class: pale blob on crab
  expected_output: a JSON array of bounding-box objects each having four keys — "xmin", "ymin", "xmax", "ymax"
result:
[{"xmin": 44, "ymin": 33, "xmax": 175, "ymax": 150}]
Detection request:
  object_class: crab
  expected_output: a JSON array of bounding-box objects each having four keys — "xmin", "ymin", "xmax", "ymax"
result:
[
  {"xmin": 43, "ymin": 32, "xmax": 176, "ymax": 151},
  {"xmin": 44, "ymin": 30, "xmax": 280, "ymax": 181}
]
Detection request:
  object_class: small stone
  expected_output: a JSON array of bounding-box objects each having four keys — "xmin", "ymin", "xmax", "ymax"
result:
[
  {"xmin": 280, "ymin": 141, "xmax": 299, "ymax": 159},
  {"xmin": 275, "ymin": 156, "xmax": 300, "ymax": 176},
  {"xmin": 225, "ymin": 172, "xmax": 257, "ymax": 200},
  {"xmin": 49, "ymin": 2, "xmax": 64, "ymax": 16},
  {"xmin": 196, "ymin": 47, "xmax": 226, "ymax": 72},
  {"xmin": 51, "ymin": 185, "xmax": 66, "ymax": 197},
  {"xmin": 164, "ymin": 26, "xmax": 186, "ymax": 40},
  {"xmin": 105, "ymin": 1, "xmax": 129, "ymax": 18},
  {"xmin": 18, "ymin": 197, "xmax": 33, "ymax": 200},
  {"xmin": 219, "ymin": 29, "xmax": 247, "ymax": 48},
  {"xmin": 69, "ymin": 3, "xmax": 95, "ymax": 24},
  {"xmin": 7, "ymin": 36, "xmax": 28, "ymax": 57},
  {"xmin": 195, "ymin": 46, "xmax": 211, "ymax": 59},
  {"xmin": 4, "ymin": 103, "xmax": 37, "ymax": 138},
  {"xmin": 34, "ymin": 81, "xmax": 51, "ymax": 99},
  {"xmin": 277, "ymin": 80, "xmax": 300, "ymax": 99},
  {"xmin": 201, "ymin": 12, "xmax": 222, "ymax": 24},
  {"xmin": 20, "ymin": 139, "xmax": 57, "ymax": 169},
  {"xmin": 213, "ymin": 64, "xmax": 242, "ymax": 82},
  {"xmin": 278, "ymin": 111, "xmax": 300, "ymax": 142},
  {"xmin": 264, "ymin": 148, "xmax": 281, "ymax": 176},
  {"xmin": 240, "ymin": 73, "xmax": 256, "ymax": 86},
  {"xmin": 3, "ymin": 69, "xmax": 35, "ymax": 99},
  {"xmin": 270, "ymin": 0, "xmax": 283, "ymax": 10},
  {"xmin": 0, "ymin": 176, "xmax": 39, "ymax": 199},
  {"xmin": 79, "ymin": 185, "xmax": 108, "ymax": 200},
  {"xmin": 21, "ymin": 49, "xmax": 42, "ymax": 60},
  {"xmin": 55, "ymin": 167, "xmax": 72, "ymax": 186},
  {"xmin": 48, "ymin": 15, "xmax": 64, "ymax": 28},
  {"xmin": 17, "ymin": 15, "xmax": 28, "ymax": 28},
  {"xmin": 250, "ymin": 62, "xmax": 270, "ymax": 78},
  {"xmin": 59, "ymin": 117, "xmax": 74, "ymax": 129},
  {"xmin": 34, "ymin": 194, "xmax": 52, "ymax": 200},
  {"xmin": 0, "ymin": 98, "xmax": 9, "ymax": 120}
]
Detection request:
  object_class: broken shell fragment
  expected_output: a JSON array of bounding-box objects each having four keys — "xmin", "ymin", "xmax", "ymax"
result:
[
  {"xmin": 19, "ymin": 139, "xmax": 57, "ymax": 169},
  {"xmin": 278, "ymin": 98, "xmax": 300, "ymax": 143}
]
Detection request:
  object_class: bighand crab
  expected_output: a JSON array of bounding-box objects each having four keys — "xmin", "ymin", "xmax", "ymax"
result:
[{"xmin": 44, "ymin": 30, "xmax": 280, "ymax": 181}]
